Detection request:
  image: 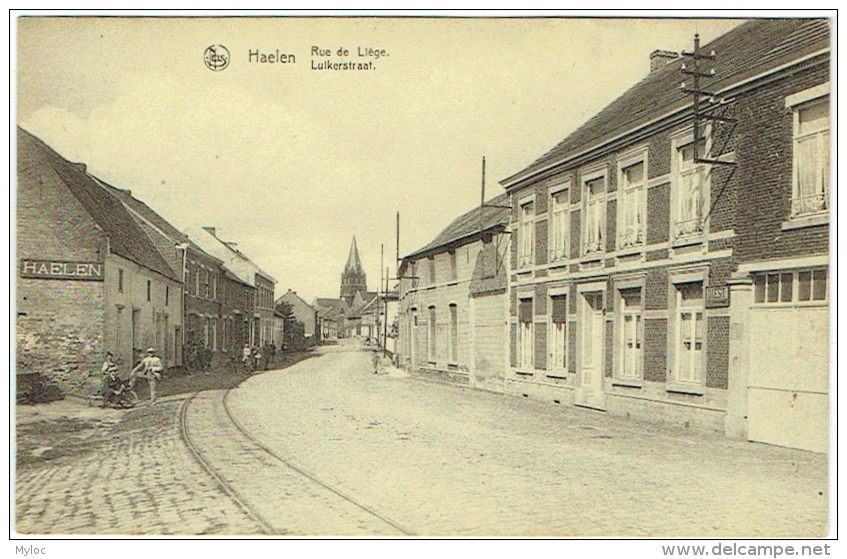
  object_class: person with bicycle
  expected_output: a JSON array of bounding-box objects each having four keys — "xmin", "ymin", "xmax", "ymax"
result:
[
  {"xmin": 129, "ymin": 347, "xmax": 163, "ymax": 404},
  {"xmin": 242, "ymin": 343, "xmax": 252, "ymax": 372},
  {"xmin": 103, "ymin": 366, "xmax": 129, "ymax": 408}
]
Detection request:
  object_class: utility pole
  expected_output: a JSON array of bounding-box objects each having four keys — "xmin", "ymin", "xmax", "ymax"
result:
[
  {"xmin": 479, "ymin": 156, "xmax": 486, "ymax": 269},
  {"xmin": 384, "ymin": 266, "xmax": 389, "ymax": 359},
  {"xmin": 379, "ymin": 243, "xmax": 383, "ymax": 352}
]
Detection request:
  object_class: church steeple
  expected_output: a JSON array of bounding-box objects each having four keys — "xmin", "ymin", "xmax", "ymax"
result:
[{"xmin": 341, "ymin": 236, "xmax": 367, "ymax": 304}]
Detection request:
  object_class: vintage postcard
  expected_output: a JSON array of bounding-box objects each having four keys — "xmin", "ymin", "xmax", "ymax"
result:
[{"xmin": 13, "ymin": 13, "xmax": 833, "ymax": 544}]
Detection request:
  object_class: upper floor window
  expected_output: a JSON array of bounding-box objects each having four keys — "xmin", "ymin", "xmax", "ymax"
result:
[
  {"xmin": 449, "ymin": 250, "xmax": 457, "ymax": 282},
  {"xmin": 118, "ymin": 268, "xmax": 124, "ymax": 293},
  {"xmin": 428, "ymin": 256, "xmax": 436, "ymax": 285},
  {"xmin": 618, "ymin": 157, "xmax": 646, "ymax": 250},
  {"xmin": 675, "ymin": 140, "xmax": 707, "ymax": 240},
  {"xmin": 518, "ymin": 197, "xmax": 535, "ymax": 268},
  {"xmin": 146, "ymin": 280, "xmax": 152, "ymax": 302},
  {"xmin": 583, "ymin": 172, "xmax": 606, "ymax": 256},
  {"xmin": 791, "ymin": 97, "xmax": 829, "ymax": 218},
  {"xmin": 549, "ymin": 185, "xmax": 570, "ymax": 263}
]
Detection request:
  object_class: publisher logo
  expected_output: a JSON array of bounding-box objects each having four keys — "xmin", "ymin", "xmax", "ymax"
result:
[{"xmin": 204, "ymin": 45, "xmax": 230, "ymax": 71}]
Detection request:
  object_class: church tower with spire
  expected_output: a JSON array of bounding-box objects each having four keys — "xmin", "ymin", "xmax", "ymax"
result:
[{"xmin": 340, "ymin": 236, "xmax": 367, "ymax": 305}]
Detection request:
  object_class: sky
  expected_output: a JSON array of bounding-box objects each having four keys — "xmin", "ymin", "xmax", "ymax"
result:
[{"xmin": 15, "ymin": 15, "xmax": 744, "ymax": 303}]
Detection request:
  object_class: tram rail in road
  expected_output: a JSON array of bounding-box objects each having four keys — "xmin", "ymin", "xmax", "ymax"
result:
[{"xmin": 179, "ymin": 388, "xmax": 414, "ymax": 536}]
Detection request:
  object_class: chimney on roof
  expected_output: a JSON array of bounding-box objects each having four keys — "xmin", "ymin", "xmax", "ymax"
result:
[
  {"xmin": 202, "ymin": 226, "xmax": 217, "ymax": 237},
  {"xmin": 650, "ymin": 49, "xmax": 679, "ymax": 73}
]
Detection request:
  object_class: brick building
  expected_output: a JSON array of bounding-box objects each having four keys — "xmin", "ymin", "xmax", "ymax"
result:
[
  {"xmin": 16, "ymin": 127, "xmax": 184, "ymax": 393},
  {"xmin": 396, "ymin": 194, "xmax": 510, "ymax": 390},
  {"xmin": 98, "ymin": 182, "xmax": 256, "ymax": 365},
  {"xmin": 184, "ymin": 226, "xmax": 277, "ymax": 347},
  {"xmin": 500, "ymin": 19, "xmax": 829, "ymax": 451}
]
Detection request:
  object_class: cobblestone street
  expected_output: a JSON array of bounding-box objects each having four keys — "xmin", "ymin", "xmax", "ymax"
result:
[
  {"xmin": 15, "ymin": 397, "xmax": 263, "ymax": 535},
  {"xmin": 16, "ymin": 344, "xmax": 828, "ymax": 537}
]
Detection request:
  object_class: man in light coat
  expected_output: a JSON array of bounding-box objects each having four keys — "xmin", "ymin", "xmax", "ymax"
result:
[{"xmin": 130, "ymin": 347, "xmax": 163, "ymax": 404}]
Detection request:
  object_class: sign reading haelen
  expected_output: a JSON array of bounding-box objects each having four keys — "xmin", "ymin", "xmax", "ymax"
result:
[{"xmin": 20, "ymin": 259, "xmax": 104, "ymax": 281}]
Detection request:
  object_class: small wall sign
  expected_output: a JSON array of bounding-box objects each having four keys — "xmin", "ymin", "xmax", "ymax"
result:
[
  {"xmin": 706, "ymin": 285, "xmax": 729, "ymax": 308},
  {"xmin": 20, "ymin": 260, "xmax": 104, "ymax": 281}
]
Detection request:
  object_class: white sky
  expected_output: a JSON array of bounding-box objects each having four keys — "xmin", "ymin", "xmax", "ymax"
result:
[{"xmin": 15, "ymin": 15, "xmax": 743, "ymax": 303}]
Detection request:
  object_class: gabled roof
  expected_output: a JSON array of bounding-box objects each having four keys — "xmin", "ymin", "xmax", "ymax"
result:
[
  {"xmin": 96, "ymin": 179, "xmax": 215, "ymax": 263},
  {"xmin": 184, "ymin": 225, "xmax": 277, "ymax": 285},
  {"xmin": 276, "ymin": 289, "xmax": 316, "ymax": 312},
  {"xmin": 314, "ymin": 297, "xmax": 351, "ymax": 315},
  {"xmin": 223, "ymin": 267, "xmax": 254, "ymax": 289},
  {"xmin": 502, "ymin": 18, "xmax": 830, "ymax": 188},
  {"xmin": 348, "ymin": 291, "xmax": 378, "ymax": 318},
  {"xmin": 17, "ymin": 127, "xmax": 179, "ymax": 282},
  {"xmin": 406, "ymin": 193, "xmax": 510, "ymax": 260}
]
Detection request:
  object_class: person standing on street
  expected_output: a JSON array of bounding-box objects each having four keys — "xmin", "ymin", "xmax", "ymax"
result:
[
  {"xmin": 267, "ymin": 342, "xmax": 276, "ymax": 369},
  {"xmin": 130, "ymin": 347, "xmax": 163, "ymax": 404},
  {"xmin": 101, "ymin": 351, "xmax": 118, "ymax": 375}
]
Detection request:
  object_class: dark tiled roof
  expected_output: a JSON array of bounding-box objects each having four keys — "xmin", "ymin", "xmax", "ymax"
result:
[
  {"xmin": 406, "ymin": 193, "xmax": 510, "ymax": 259},
  {"xmin": 97, "ymin": 180, "xmax": 215, "ymax": 261},
  {"xmin": 502, "ymin": 18, "xmax": 830, "ymax": 187},
  {"xmin": 224, "ymin": 268, "xmax": 254, "ymax": 288},
  {"xmin": 18, "ymin": 127, "xmax": 179, "ymax": 281}
]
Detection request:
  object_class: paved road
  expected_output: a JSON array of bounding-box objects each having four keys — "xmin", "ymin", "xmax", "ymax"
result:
[
  {"xmin": 16, "ymin": 397, "xmax": 263, "ymax": 535},
  {"xmin": 16, "ymin": 343, "xmax": 828, "ymax": 537},
  {"xmin": 221, "ymin": 344, "xmax": 828, "ymax": 537}
]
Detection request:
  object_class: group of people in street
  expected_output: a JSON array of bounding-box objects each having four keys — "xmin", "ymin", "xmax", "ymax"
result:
[
  {"xmin": 99, "ymin": 347, "xmax": 163, "ymax": 407},
  {"xmin": 98, "ymin": 340, "xmax": 280, "ymax": 408},
  {"xmin": 241, "ymin": 342, "xmax": 277, "ymax": 372}
]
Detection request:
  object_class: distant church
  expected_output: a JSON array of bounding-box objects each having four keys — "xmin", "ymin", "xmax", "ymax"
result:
[
  {"xmin": 340, "ymin": 236, "xmax": 368, "ymax": 306},
  {"xmin": 338, "ymin": 236, "xmax": 379, "ymax": 338}
]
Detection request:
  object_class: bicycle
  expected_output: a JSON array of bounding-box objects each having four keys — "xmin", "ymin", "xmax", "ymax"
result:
[
  {"xmin": 226, "ymin": 354, "xmax": 254, "ymax": 376},
  {"xmin": 102, "ymin": 376, "xmax": 139, "ymax": 408}
]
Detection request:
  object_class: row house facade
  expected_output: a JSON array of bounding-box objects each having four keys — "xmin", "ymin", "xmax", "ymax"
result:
[
  {"xmin": 99, "ymin": 183, "xmax": 257, "ymax": 363},
  {"xmin": 500, "ymin": 19, "xmax": 829, "ymax": 452},
  {"xmin": 16, "ymin": 127, "xmax": 184, "ymax": 393},
  {"xmin": 313, "ymin": 298, "xmax": 350, "ymax": 341},
  {"xmin": 397, "ymin": 194, "xmax": 510, "ymax": 391},
  {"xmin": 184, "ymin": 225, "xmax": 277, "ymax": 348}
]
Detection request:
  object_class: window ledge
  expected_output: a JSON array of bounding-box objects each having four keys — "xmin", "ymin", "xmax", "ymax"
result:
[
  {"xmin": 612, "ymin": 379, "xmax": 643, "ymax": 389},
  {"xmin": 616, "ymin": 246, "xmax": 645, "ymax": 258},
  {"xmin": 671, "ymin": 236, "xmax": 704, "ymax": 249},
  {"xmin": 546, "ymin": 373, "xmax": 568, "ymax": 380},
  {"xmin": 548, "ymin": 259, "xmax": 569, "ymax": 268},
  {"xmin": 579, "ymin": 255, "xmax": 604, "ymax": 265},
  {"xmin": 666, "ymin": 383, "xmax": 704, "ymax": 396},
  {"xmin": 515, "ymin": 370, "xmax": 534, "ymax": 376},
  {"xmin": 781, "ymin": 213, "xmax": 829, "ymax": 231}
]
